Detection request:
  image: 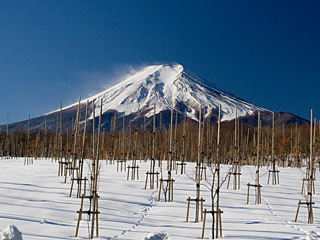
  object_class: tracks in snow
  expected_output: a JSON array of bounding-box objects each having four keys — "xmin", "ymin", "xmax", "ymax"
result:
[
  {"xmin": 262, "ymin": 197, "xmax": 320, "ymax": 240},
  {"xmin": 109, "ymin": 189, "xmax": 158, "ymax": 240}
]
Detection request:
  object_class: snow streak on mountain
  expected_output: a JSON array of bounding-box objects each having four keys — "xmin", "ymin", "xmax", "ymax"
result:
[{"xmin": 52, "ymin": 63, "xmax": 267, "ymax": 121}]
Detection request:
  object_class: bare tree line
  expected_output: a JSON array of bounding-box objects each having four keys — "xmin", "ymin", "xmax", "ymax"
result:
[{"xmin": 0, "ymin": 113, "xmax": 316, "ymax": 169}]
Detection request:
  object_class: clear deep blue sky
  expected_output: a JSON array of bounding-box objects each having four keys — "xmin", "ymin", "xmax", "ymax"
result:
[{"xmin": 0, "ymin": 0, "xmax": 319, "ymax": 124}]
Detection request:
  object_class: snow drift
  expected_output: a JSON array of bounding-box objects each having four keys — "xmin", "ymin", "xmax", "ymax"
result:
[
  {"xmin": 144, "ymin": 231, "xmax": 171, "ymax": 240},
  {"xmin": 0, "ymin": 225, "xmax": 23, "ymax": 240}
]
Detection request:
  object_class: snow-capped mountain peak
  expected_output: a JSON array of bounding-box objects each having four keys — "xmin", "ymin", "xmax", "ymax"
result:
[
  {"xmin": 45, "ymin": 63, "xmax": 267, "ymax": 124},
  {"xmin": 4, "ymin": 63, "xmax": 309, "ymax": 133},
  {"xmin": 78, "ymin": 63, "xmax": 266, "ymax": 121}
]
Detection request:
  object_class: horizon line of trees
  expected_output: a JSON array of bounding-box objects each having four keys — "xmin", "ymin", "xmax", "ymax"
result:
[{"xmin": 0, "ymin": 115, "xmax": 317, "ymax": 168}]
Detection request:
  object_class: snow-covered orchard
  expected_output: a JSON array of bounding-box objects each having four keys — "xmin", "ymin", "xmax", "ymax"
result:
[{"xmin": 1, "ymin": 157, "xmax": 320, "ymax": 240}]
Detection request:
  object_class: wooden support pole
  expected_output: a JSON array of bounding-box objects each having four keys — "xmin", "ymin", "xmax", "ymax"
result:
[
  {"xmin": 202, "ymin": 209, "xmax": 223, "ymax": 239},
  {"xmin": 145, "ymin": 172, "xmax": 149, "ymax": 189},
  {"xmin": 127, "ymin": 165, "xmax": 130, "ymax": 180},
  {"xmin": 78, "ymin": 101, "xmax": 88, "ymax": 198},
  {"xmin": 200, "ymin": 197, "xmax": 204, "ymax": 221},
  {"xmin": 196, "ymin": 105, "xmax": 202, "ymax": 222},
  {"xmin": 246, "ymin": 183, "xmax": 250, "ymax": 204},
  {"xmin": 75, "ymin": 195, "xmax": 84, "ymax": 237},
  {"xmin": 294, "ymin": 200, "xmax": 301, "ymax": 222},
  {"xmin": 186, "ymin": 197, "xmax": 191, "ymax": 222},
  {"xmin": 69, "ymin": 97, "xmax": 81, "ymax": 196},
  {"xmin": 256, "ymin": 111, "xmax": 261, "ymax": 204},
  {"xmin": 201, "ymin": 208, "xmax": 207, "ymax": 239},
  {"xmin": 90, "ymin": 98, "xmax": 103, "ymax": 239},
  {"xmin": 216, "ymin": 105, "xmax": 221, "ymax": 238},
  {"xmin": 158, "ymin": 179, "xmax": 162, "ymax": 201},
  {"xmin": 308, "ymin": 109, "xmax": 314, "ymax": 224}
]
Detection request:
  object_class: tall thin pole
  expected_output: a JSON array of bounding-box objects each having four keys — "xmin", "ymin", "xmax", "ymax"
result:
[
  {"xmin": 92, "ymin": 100, "xmax": 96, "ymax": 161},
  {"xmin": 168, "ymin": 104, "xmax": 174, "ymax": 201},
  {"xmin": 6, "ymin": 113, "xmax": 9, "ymax": 158},
  {"xmin": 234, "ymin": 107, "xmax": 238, "ymax": 189},
  {"xmin": 215, "ymin": 105, "xmax": 221, "ymax": 238},
  {"xmin": 73, "ymin": 97, "xmax": 81, "ymax": 158},
  {"xmin": 122, "ymin": 111, "xmax": 125, "ymax": 161},
  {"xmin": 28, "ymin": 114, "xmax": 30, "ymax": 142},
  {"xmin": 91, "ymin": 98, "xmax": 103, "ymax": 238},
  {"xmin": 169, "ymin": 105, "xmax": 173, "ymax": 173},
  {"xmin": 151, "ymin": 104, "xmax": 156, "ymax": 189},
  {"xmin": 182, "ymin": 111, "xmax": 186, "ymax": 173},
  {"xmin": 68, "ymin": 97, "xmax": 81, "ymax": 185},
  {"xmin": 27, "ymin": 114, "xmax": 30, "ymax": 163},
  {"xmin": 79, "ymin": 100, "xmax": 88, "ymax": 197},
  {"xmin": 272, "ymin": 112, "xmax": 275, "ymax": 184},
  {"xmin": 60, "ymin": 100, "xmax": 63, "ymax": 162},
  {"xmin": 6, "ymin": 113, "xmax": 9, "ymax": 137},
  {"xmin": 308, "ymin": 109, "xmax": 314, "ymax": 223},
  {"xmin": 111, "ymin": 114, "xmax": 116, "ymax": 161},
  {"xmin": 45, "ymin": 116, "xmax": 47, "ymax": 136},
  {"xmin": 174, "ymin": 110, "xmax": 178, "ymax": 159},
  {"xmin": 256, "ymin": 111, "xmax": 261, "ymax": 204},
  {"xmin": 195, "ymin": 105, "xmax": 202, "ymax": 222}
]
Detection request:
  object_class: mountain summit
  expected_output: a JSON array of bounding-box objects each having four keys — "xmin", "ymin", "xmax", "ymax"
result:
[
  {"xmin": 5, "ymin": 63, "xmax": 307, "ymax": 132},
  {"xmin": 57, "ymin": 63, "xmax": 266, "ymax": 122}
]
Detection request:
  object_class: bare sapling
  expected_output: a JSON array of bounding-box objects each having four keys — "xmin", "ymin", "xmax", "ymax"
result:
[
  {"xmin": 77, "ymin": 100, "xmax": 89, "ymax": 198},
  {"xmin": 267, "ymin": 112, "xmax": 280, "ymax": 185},
  {"xmin": 24, "ymin": 114, "xmax": 32, "ymax": 165},
  {"xmin": 202, "ymin": 105, "xmax": 229, "ymax": 239},
  {"xmin": 68, "ymin": 97, "xmax": 81, "ymax": 194},
  {"xmin": 159, "ymin": 104, "xmax": 175, "ymax": 202},
  {"xmin": 146, "ymin": 104, "xmax": 159, "ymax": 189},
  {"xmin": 177, "ymin": 112, "xmax": 187, "ymax": 174},
  {"xmin": 127, "ymin": 117, "xmax": 139, "ymax": 180},
  {"xmin": 227, "ymin": 107, "xmax": 241, "ymax": 190},
  {"xmin": 195, "ymin": 105, "xmax": 202, "ymax": 222},
  {"xmin": 110, "ymin": 114, "xmax": 116, "ymax": 163},
  {"xmin": 295, "ymin": 109, "xmax": 315, "ymax": 223},
  {"xmin": 185, "ymin": 105, "xmax": 204, "ymax": 223},
  {"xmin": 117, "ymin": 112, "xmax": 127, "ymax": 172},
  {"xmin": 75, "ymin": 99, "xmax": 103, "ymax": 239},
  {"xmin": 247, "ymin": 111, "xmax": 262, "ymax": 204}
]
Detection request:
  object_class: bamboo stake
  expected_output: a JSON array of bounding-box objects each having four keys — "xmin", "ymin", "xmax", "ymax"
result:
[
  {"xmin": 308, "ymin": 109, "xmax": 314, "ymax": 223},
  {"xmin": 167, "ymin": 104, "xmax": 174, "ymax": 202},
  {"xmin": 256, "ymin": 111, "xmax": 261, "ymax": 204},
  {"xmin": 111, "ymin": 114, "xmax": 116, "ymax": 162},
  {"xmin": 122, "ymin": 111, "xmax": 125, "ymax": 162},
  {"xmin": 68, "ymin": 97, "xmax": 81, "ymax": 189},
  {"xmin": 60, "ymin": 100, "xmax": 63, "ymax": 164},
  {"xmin": 272, "ymin": 112, "xmax": 275, "ymax": 184},
  {"xmin": 216, "ymin": 105, "xmax": 221, "ymax": 238},
  {"xmin": 195, "ymin": 105, "xmax": 202, "ymax": 222},
  {"xmin": 91, "ymin": 98, "xmax": 103, "ymax": 238},
  {"xmin": 181, "ymin": 111, "xmax": 186, "ymax": 174},
  {"xmin": 78, "ymin": 101, "xmax": 88, "ymax": 198},
  {"xmin": 151, "ymin": 104, "xmax": 156, "ymax": 188},
  {"xmin": 92, "ymin": 100, "xmax": 96, "ymax": 161}
]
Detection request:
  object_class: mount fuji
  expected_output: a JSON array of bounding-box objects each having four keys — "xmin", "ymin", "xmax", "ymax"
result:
[{"xmin": 5, "ymin": 63, "xmax": 307, "ymax": 132}]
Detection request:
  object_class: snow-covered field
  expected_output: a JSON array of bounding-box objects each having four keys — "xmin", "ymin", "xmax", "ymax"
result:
[{"xmin": 1, "ymin": 157, "xmax": 320, "ymax": 240}]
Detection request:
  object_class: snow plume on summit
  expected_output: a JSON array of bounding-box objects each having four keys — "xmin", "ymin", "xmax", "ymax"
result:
[
  {"xmin": 71, "ymin": 63, "xmax": 267, "ymax": 122},
  {"xmin": 75, "ymin": 64, "xmax": 146, "ymax": 101}
]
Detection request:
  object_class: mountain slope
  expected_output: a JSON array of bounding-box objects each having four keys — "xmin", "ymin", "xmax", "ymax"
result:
[
  {"xmin": 3, "ymin": 63, "xmax": 308, "ymax": 132},
  {"xmin": 50, "ymin": 63, "xmax": 266, "ymax": 122}
]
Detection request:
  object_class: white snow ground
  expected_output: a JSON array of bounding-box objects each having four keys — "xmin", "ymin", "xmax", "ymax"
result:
[{"xmin": 1, "ymin": 158, "xmax": 320, "ymax": 240}]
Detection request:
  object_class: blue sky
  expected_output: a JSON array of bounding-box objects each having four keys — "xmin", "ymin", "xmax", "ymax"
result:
[{"xmin": 0, "ymin": 0, "xmax": 319, "ymax": 123}]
